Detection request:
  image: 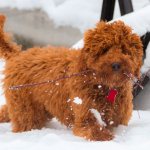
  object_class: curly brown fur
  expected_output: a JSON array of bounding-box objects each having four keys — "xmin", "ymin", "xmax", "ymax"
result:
[
  {"xmin": 0, "ymin": 14, "xmax": 143, "ymax": 141},
  {"xmin": 0, "ymin": 105, "xmax": 10, "ymax": 122}
]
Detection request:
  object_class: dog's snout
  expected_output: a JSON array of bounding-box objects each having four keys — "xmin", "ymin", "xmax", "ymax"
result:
[{"xmin": 112, "ymin": 63, "xmax": 121, "ymax": 71}]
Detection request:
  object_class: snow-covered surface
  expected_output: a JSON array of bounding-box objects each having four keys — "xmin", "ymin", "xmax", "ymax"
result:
[
  {"xmin": 98, "ymin": 85, "xmax": 102, "ymax": 89},
  {"xmin": 0, "ymin": 110, "xmax": 150, "ymax": 150},
  {"xmin": 0, "ymin": 0, "xmax": 103, "ymax": 33},
  {"xmin": 0, "ymin": 0, "xmax": 150, "ymax": 33},
  {"xmin": 73, "ymin": 4, "xmax": 150, "ymax": 48},
  {"xmin": 113, "ymin": 6, "xmax": 150, "ymax": 36},
  {"xmin": 72, "ymin": 39, "xmax": 84, "ymax": 49},
  {"xmin": 141, "ymin": 43, "xmax": 150, "ymax": 73}
]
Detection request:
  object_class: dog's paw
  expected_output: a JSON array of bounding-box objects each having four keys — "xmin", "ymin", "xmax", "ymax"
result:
[
  {"xmin": 73, "ymin": 125, "xmax": 114, "ymax": 141},
  {"xmin": 88, "ymin": 127, "xmax": 114, "ymax": 141}
]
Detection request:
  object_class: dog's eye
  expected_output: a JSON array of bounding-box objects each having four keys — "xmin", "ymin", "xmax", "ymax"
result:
[
  {"xmin": 132, "ymin": 42, "xmax": 138, "ymax": 46},
  {"xmin": 101, "ymin": 48, "xmax": 108, "ymax": 55},
  {"xmin": 122, "ymin": 49, "xmax": 131, "ymax": 55}
]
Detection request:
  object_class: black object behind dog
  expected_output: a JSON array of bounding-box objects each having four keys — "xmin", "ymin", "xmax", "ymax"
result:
[{"xmin": 100, "ymin": 0, "xmax": 150, "ymax": 97}]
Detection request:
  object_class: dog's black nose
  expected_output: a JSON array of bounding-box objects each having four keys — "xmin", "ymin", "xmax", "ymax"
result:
[{"xmin": 112, "ymin": 63, "xmax": 121, "ymax": 71}]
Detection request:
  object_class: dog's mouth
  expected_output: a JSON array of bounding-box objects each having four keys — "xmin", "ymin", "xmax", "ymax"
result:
[
  {"xmin": 123, "ymin": 72, "xmax": 143, "ymax": 89},
  {"xmin": 96, "ymin": 69, "xmax": 134, "ymax": 88}
]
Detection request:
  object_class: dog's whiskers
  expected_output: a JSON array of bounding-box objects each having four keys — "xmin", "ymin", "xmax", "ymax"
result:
[
  {"xmin": 123, "ymin": 72, "xmax": 144, "ymax": 119},
  {"xmin": 123, "ymin": 72, "xmax": 144, "ymax": 89}
]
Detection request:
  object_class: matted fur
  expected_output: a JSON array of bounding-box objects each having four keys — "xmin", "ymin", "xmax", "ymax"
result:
[{"xmin": 0, "ymin": 14, "xmax": 143, "ymax": 141}]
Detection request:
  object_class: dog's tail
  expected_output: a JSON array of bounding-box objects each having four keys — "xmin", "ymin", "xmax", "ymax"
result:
[
  {"xmin": 0, "ymin": 104, "xmax": 10, "ymax": 123},
  {"xmin": 0, "ymin": 14, "xmax": 21, "ymax": 60}
]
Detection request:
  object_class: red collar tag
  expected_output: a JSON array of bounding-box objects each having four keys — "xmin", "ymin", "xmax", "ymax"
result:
[{"xmin": 106, "ymin": 89, "xmax": 118, "ymax": 103}]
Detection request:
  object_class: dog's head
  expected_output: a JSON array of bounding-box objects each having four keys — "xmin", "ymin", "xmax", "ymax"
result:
[{"xmin": 80, "ymin": 21, "xmax": 143, "ymax": 87}]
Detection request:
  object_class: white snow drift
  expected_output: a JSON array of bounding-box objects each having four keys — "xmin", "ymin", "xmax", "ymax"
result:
[
  {"xmin": 0, "ymin": 0, "xmax": 150, "ymax": 33},
  {"xmin": 0, "ymin": 110, "xmax": 150, "ymax": 150}
]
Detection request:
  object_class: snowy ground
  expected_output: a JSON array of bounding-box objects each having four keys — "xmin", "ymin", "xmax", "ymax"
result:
[{"xmin": 0, "ymin": 111, "xmax": 150, "ymax": 150}]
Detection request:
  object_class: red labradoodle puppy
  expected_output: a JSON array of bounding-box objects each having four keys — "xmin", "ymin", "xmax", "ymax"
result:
[{"xmin": 0, "ymin": 15, "xmax": 143, "ymax": 141}]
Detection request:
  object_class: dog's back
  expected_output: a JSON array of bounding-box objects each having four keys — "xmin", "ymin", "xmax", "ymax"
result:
[
  {"xmin": 0, "ymin": 14, "xmax": 80, "ymax": 129},
  {"xmin": 3, "ymin": 46, "xmax": 80, "ymax": 129}
]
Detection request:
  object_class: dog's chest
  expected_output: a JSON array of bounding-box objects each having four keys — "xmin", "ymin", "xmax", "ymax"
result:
[
  {"xmin": 92, "ymin": 84, "xmax": 119, "ymax": 103},
  {"xmin": 92, "ymin": 85, "xmax": 122, "ymax": 127}
]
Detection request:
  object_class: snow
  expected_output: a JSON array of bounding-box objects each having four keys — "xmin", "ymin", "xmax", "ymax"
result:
[
  {"xmin": 141, "ymin": 43, "xmax": 150, "ymax": 73},
  {"xmin": 73, "ymin": 4, "xmax": 150, "ymax": 48},
  {"xmin": 0, "ymin": 110, "xmax": 150, "ymax": 150},
  {"xmin": 55, "ymin": 82, "xmax": 59, "ymax": 86},
  {"xmin": 98, "ymin": 85, "xmax": 102, "ymax": 89},
  {"xmin": 0, "ymin": 0, "xmax": 150, "ymax": 33},
  {"xmin": 109, "ymin": 121, "xmax": 114, "ymax": 125},
  {"xmin": 90, "ymin": 109, "xmax": 106, "ymax": 126},
  {"xmin": 72, "ymin": 39, "xmax": 84, "ymax": 49},
  {"xmin": 0, "ymin": 0, "xmax": 102, "ymax": 33},
  {"xmin": 113, "ymin": 6, "xmax": 150, "ymax": 36},
  {"xmin": 73, "ymin": 97, "xmax": 82, "ymax": 105}
]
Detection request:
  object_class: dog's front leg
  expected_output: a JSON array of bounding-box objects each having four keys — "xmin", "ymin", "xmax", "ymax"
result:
[
  {"xmin": 72, "ymin": 98, "xmax": 114, "ymax": 141},
  {"xmin": 117, "ymin": 90, "xmax": 133, "ymax": 126}
]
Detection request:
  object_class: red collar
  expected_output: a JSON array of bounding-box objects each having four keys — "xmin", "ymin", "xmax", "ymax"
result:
[{"xmin": 106, "ymin": 89, "xmax": 118, "ymax": 103}]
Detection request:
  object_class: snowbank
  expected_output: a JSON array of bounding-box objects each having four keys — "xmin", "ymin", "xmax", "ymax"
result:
[
  {"xmin": 0, "ymin": 0, "xmax": 102, "ymax": 33},
  {"xmin": 0, "ymin": 0, "xmax": 149, "ymax": 33},
  {"xmin": 0, "ymin": 111, "xmax": 150, "ymax": 150},
  {"xmin": 141, "ymin": 43, "xmax": 150, "ymax": 73},
  {"xmin": 73, "ymin": 4, "xmax": 150, "ymax": 47}
]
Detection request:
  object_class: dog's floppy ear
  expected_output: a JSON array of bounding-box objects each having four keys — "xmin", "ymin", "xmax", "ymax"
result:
[
  {"xmin": 84, "ymin": 22, "xmax": 110, "ymax": 60},
  {"xmin": 0, "ymin": 14, "xmax": 5, "ymax": 30},
  {"xmin": 78, "ymin": 21, "xmax": 108, "ymax": 70},
  {"xmin": 83, "ymin": 21, "xmax": 107, "ymax": 52},
  {"xmin": 134, "ymin": 45, "xmax": 143, "ymax": 79},
  {"xmin": 83, "ymin": 21, "xmax": 108, "ymax": 58},
  {"xmin": 131, "ymin": 34, "xmax": 143, "ymax": 79},
  {"xmin": 78, "ymin": 29, "xmax": 96, "ymax": 70}
]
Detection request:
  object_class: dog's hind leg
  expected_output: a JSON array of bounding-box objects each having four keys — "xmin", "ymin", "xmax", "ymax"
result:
[
  {"xmin": 0, "ymin": 104, "xmax": 10, "ymax": 122},
  {"xmin": 6, "ymin": 92, "xmax": 52, "ymax": 132},
  {"xmin": 11, "ymin": 102, "xmax": 52, "ymax": 133}
]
